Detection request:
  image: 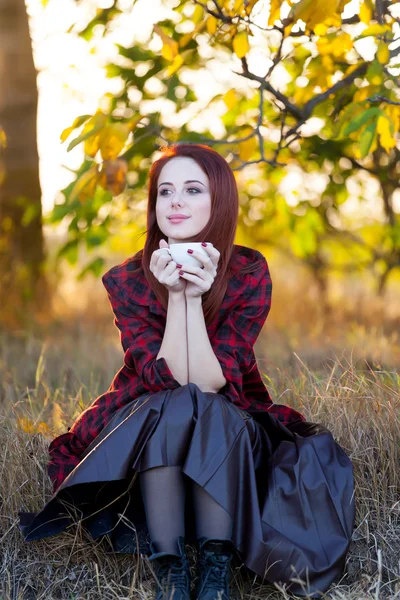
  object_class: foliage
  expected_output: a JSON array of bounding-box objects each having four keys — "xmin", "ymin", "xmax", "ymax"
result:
[{"xmin": 46, "ymin": 0, "xmax": 400, "ymax": 294}]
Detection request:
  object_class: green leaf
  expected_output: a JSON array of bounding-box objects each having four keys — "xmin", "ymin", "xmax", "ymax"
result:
[
  {"xmin": 359, "ymin": 121, "xmax": 377, "ymax": 158},
  {"xmin": 343, "ymin": 107, "xmax": 382, "ymax": 136},
  {"xmin": 116, "ymin": 45, "xmax": 155, "ymax": 62},
  {"xmin": 45, "ymin": 202, "xmax": 72, "ymax": 224},
  {"xmin": 57, "ymin": 239, "xmax": 79, "ymax": 265},
  {"xmin": 67, "ymin": 122, "xmax": 104, "ymax": 152},
  {"xmin": 77, "ymin": 257, "xmax": 105, "ymax": 280},
  {"xmin": 84, "ymin": 226, "xmax": 109, "ymax": 249}
]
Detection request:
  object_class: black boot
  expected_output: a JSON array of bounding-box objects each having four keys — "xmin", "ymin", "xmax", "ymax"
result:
[
  {"xmin": 147, "ymin": 536, "xmax": 191, "ymax": 600},
  {"xmin": 195, "ymin": 537, "xmax": 235, "ymax": 600}
]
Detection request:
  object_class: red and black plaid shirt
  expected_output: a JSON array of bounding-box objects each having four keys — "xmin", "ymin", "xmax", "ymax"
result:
[{"xmin": 48, "ymin": 245, "xmax": 305, "ymax": 491}]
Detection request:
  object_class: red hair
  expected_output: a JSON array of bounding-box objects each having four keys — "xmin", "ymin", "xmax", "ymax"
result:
[{"xmin": 138, "ymin": 143, "xmax": 264, "ymax": 327}]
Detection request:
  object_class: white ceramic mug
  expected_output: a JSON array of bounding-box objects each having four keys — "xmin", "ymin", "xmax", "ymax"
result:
[{"xmin": 167, "ymin": 242, "xmax": 208, "ymax": 268}]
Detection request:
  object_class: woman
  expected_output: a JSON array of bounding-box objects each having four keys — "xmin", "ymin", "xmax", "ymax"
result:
[{"xmin": 19, "ymin": 143, "xmax": 355, "ymax": 600}]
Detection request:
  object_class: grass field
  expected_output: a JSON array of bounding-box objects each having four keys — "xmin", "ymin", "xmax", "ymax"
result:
[{"xmin": 1, "ymin": 256, "xmax": 399, "ymax": 599}]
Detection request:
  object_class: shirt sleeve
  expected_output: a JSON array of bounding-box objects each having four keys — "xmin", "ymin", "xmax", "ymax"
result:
[
  {"xmin": 210, "ymin": 257, "xmax": 272, "ymax": 405},
  {"xmin": 102, "ymin": 272, "xmax": 182, "ymax": 393}
]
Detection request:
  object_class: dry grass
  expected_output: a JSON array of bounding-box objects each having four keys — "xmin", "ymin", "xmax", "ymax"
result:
[{"xmin": 1, "ymin": 258, "xmax": 400, "ymax": 599}]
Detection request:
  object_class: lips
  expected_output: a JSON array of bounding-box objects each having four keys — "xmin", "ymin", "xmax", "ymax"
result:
[{"xmin": 168, "ymin": 216, "xmax": 190, "ymax": 222}]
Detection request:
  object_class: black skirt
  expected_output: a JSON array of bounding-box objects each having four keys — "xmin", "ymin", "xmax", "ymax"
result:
[{"xmin": 19, "ymin": 383, "xmax": 355, "ymax": 599}]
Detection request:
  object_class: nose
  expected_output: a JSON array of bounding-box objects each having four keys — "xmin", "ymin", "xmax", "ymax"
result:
[{"xmin": 171, "ymin": 192, "xmax": 184, "ymax": 206}]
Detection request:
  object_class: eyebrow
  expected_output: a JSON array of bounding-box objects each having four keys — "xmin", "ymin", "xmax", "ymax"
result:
[{"xmin": 158, "ymin": 180, "xmax": 206, "ymax": 188}]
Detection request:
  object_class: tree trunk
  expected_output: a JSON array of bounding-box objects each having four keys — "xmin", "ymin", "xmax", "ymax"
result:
[{"xmin": 0, "ymin": 0, "xmax": 51, "ymax": 330}]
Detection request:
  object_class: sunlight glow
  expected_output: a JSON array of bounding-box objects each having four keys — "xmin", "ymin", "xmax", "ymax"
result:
[{"xmin": 25, "ymin": 0, "xmax": 378, "ymax": 225}]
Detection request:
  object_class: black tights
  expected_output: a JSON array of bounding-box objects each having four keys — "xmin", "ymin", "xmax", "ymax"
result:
[{"xmin": 139, "ymin": 465, "xmax": 233, "ymax": 555}]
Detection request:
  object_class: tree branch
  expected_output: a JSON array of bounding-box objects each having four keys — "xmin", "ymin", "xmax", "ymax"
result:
[
  {"xmin": 368, "ymin": 95, "xmax": 400, "ymax": 106},
  {"xmin": 233, "ymin": 57, "xmax": 305, "ymax": 120},
  {"xmin": 302, "ymin": 63, "xmax": 368, "ymax": 117}
]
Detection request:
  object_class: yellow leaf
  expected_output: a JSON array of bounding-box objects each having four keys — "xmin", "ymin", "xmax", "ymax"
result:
[
  {"xmin": 359, "ymin": 23, "xmax": 391, "ymax": 37},
  {"xmin": 289, "ymin": 0, "xmax": 351, "ymax": 30},
  {"xmin": 244, "ymin": 0, "xmax": 259, "ymax": 15},
  {"xmin": 317, "ymin": 33, "xmax": 352, "ymax": 58},
  {"xmin": 377, "ymin": 115, "xmax": 396, "ymax": 152},
  {"xmin": 99, "ymin": 158, "xmax": 128, "ymax": 196},
  {"xmin": 153, "ymin": 24, "xmax": 178, "ymax": 61},
  {"xmin": 353, "ymin": 84, "xmax": 377, "ymax": 102},
  {"xmin": 238, "ymin": 128, "xmax": 257, "ymax": 161},
  {"xmin": 37, "ymin": 422, "xmax": 51, "ymax": 435},
  {"xmin": 234, "ymin": 0, "xmax": 245, "ymax": 11},
  {"xmin": 359, "ymin": 1, "xmax": 372, "ymax": 24},
  {"xmin": 288, "ymin": 0, "xmax": 314, "ymax": 24},
  {"xmin": 165, "ymin": 54, "xmax": 184, "ymax": 77},
  {"xmin": 293, "ymin": 84, "xmax": 314, "ymax": 105},
  {"xmin": 60, "ymin": 115, "xmax": 91, "ymax": 143},
  {"xmin": 179, "ymin": 20, "xmax": 205, "ymax": 48},
  {"xmin": 60, "ymin": 125, "xmax": 76, "ymax": 143},
  {"xmin": 233, "ymin": 31, "xmax": 250, "ymax": 58},
  {"xmin": 268, "ymin": 0, "xmax": 283, "ymax": 25},
  {"xmin": 80, "ymin": 110, "xmax": 109, "ymax": 157},
  {"xmin": 384, "ymin": 104, "xmax": 400, "ymax": 132},
  {"xmin": 206, "ymin": 15, "xmax": 218, "ymax": 35},
  {"xmin": 223, "ymin": 89, "xmax": 238, "ymax": 110},
  {"xmin": 314, "ymin": 23, "xmax": 329, "ymax": 35},
  {"xmin": 126, "ymin": 114, "xmax": 143, "ymax": 133},
  {"xmin": 83, "ymin": 128, "xmax": 102, "ymax": 157},
  {"xmin": 17, "ymin": 417, "xmax": 36, "ymax": 434},
  {"xmin": 376, "ymin": 41, "xmax": 390, "ymax": 65},
  {"xmin": 192, "ymin": 4, "xmax": 204, "ymax": 23},
  {"xmin": 99, "ymin": 123, "xmax": 130, "ymax": 161},
  {"xmin": 70, "ymin": 164, "xmax": 99, "ymax": 203},
  {"xmin": 343, "ymin": 61, "xmax": 365, "ymax": 78}
]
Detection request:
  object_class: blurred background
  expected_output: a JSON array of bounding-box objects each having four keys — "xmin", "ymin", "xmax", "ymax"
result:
[
  {"xmin": 0, "ymin": 0, "xmax": 399, "ymax": 417},
  {"xmin": 1, "ymin": 0, "xmax": 399, "ymax": 363},
  {"xmin": 1, "ymin": 1, "xmax": 400, "ymax": 598}
]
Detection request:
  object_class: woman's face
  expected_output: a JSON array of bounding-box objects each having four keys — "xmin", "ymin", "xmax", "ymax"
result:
[{"xmin": 156, "ymin": 157, "xmax": 211, "ymax": 245}]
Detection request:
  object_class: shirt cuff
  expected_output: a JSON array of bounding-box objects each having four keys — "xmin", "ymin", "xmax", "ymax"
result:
[{"xmin": 151, "ymin": 356, "xmax": 183, "ymax": 390}]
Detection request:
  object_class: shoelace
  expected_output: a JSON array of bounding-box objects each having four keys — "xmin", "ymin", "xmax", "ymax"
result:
[
  {"xmin": 201, "ymin": 554, "xmax": 230, "ymax": 592},
  {"xmin": 158, "ymin": 558, "xmax": 189, "ymax": 590}
]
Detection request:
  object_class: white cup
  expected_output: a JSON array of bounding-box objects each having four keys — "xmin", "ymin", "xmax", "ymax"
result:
[{"xmin": 167, "ymin": 242, "xmax": 208, "ymax": 268}]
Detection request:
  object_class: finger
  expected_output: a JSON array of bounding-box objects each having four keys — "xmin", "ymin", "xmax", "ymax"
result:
[
  {"xmin": 179, "ymin": 267, "xmax": 213, "ymax": 283},
  {"xmin": 179, "ymin": 271, "xmax": 212, "ymax": 289},
  {"xmin": 156, "ymin": 249, "xmax": 172, "ymax": 265},
  {"xmin": 201, "ymin": 243, "xmax": 219, "ymax": 259},
  {"xmin": 186, "ymin": 251, "xmax": 214, "ymax": 270},
  {"xmin": 161, "ymin": 260, "xmax": 177, "ymax": 279},
  {"xmin": 151, "ymin": 249, "xmax": 171, "ymax": 272}
]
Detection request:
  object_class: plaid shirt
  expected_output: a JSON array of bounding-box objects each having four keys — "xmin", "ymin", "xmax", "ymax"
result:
[{"xmin": 48, "ymin": 245, "xmax": 305, "ymax": 491}]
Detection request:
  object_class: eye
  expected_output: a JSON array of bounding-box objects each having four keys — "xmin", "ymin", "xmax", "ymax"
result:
[{"xmin": 159, "ymin": 187, "xmax": 202, "ymax": 195}]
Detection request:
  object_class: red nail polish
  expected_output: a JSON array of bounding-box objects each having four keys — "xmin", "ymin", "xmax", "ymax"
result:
[
  {"xmin": 201, "ymin": 242, "xmax": 207, "ymax": 247},
  {"xmin": 176, "ymin": 263, "xmax": 182, "ymax": 268},
  {"xmin": 179, "ymin": 270, "xmax": 184, "ymax": 275},
  {"xmin": 187, "ymin": 249, "xmax": 193, "ymax": 254}
]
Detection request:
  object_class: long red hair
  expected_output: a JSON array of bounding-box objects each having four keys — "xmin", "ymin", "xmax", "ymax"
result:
[{"xmin": 138, "ymin": 143, "xmax": 263, "ymax": 327}]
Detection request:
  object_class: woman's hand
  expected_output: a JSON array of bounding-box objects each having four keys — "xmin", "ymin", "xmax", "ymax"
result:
[
  {"xmin": 179, "ymin": 243, "xmax": 220, "ymax": 298},
  {"xmin": 150, "ymin": 239, "xmax": 187, "ymax": 294}
]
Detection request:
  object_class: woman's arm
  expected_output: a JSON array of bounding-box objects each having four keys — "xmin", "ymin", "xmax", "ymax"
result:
[
  {"xmin": 186, "ymin": 295, "xmax": 226, "ymax": 393},
  {"xmin": 187, "ymin": 257, "xmax": 272, "ymax": 400},
  {"xmin": 102, "ymin": 273, "xmax": 183, "ymax": 392},
  {"xmin": 156, "ymin": 290, "xmax": 189, "ymax": 385}
]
